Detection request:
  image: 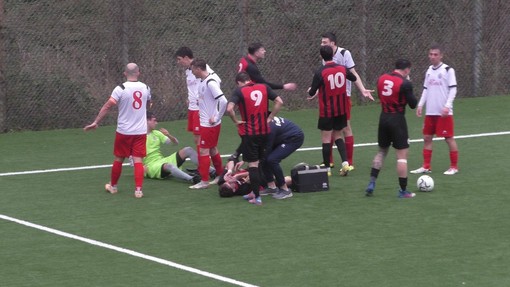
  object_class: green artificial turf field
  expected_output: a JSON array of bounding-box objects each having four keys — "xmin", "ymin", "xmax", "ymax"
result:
[{"xmin": 1, "ymin": 95, "xmax": 509, "ymax": 286}]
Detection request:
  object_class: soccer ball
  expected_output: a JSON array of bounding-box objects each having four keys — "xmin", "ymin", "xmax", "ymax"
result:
[{"xmin": 417, "ymin": 175, "xmax": 434, "ymax": 192}]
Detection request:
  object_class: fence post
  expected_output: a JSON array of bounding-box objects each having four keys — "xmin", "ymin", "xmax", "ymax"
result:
[
  {"xmin": 121, "ymin": 0, "xmax": 129, "ymax": 65},
  {"xmin": 360, "ymin": 0, "xmax": 367, "ymax": 76},
  {"xmin": 356, "ymin": 0, "xmax": 368, "ymax": 104},
  {"xmin": 238, "ymin": 0, "xmax": 248, "ymax": 57},
  {"xmin": 0, "ymin": 0, "xmax": 5, "ymax": 132},
  {"xmin": 473, "ymin": 0, "xmax": 483, "ymax": 97}
]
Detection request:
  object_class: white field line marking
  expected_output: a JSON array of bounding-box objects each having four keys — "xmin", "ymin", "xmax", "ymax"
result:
[
  {"xmin": 1, "ymin": 131, "xmax": 509, "ymax": 177},
  {"xmin": 0, "ymin": 214, "xmax": 259, "ymax": 287},
  {"xmin": 299, "ymin": 130, "xmax": 510, "ymax": 150},
  {"xmin": 2, "ymin": 130, "xmax": 509, "ymax": 286}
]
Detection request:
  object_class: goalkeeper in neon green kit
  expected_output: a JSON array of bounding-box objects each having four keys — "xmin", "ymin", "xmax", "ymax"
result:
[{"xmin": 143, "ymin": 111, "xmax": 214, "ymax": 182}]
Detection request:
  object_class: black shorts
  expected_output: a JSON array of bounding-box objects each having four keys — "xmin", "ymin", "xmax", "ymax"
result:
[
  {"xmin": 240, "ymin": 134, "xmax": 268, "ymax": 163},
  {"xmin": 317, "ymin": 115, "xmax": 347, "ymax": 131},
  {"xmin": 378, "ymin": 113, "xmax": 409, "ymax": 149}
]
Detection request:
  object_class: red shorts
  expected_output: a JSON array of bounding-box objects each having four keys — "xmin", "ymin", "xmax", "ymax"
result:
[
  {"xmin": 187, "ymin": 110, "xmax": 200, "ymax": 135},
  {"xmin": 346, "ymin": 96, "xmax": 352, "ymax": 120},
  {"xmin": 423, "ymin": 115, "xmax": 455, "ymax": 137},
  {"xmin": 113, "ymin": 132, "xmax": 147, "ymax": 158},
  {"xmin": 200, "ymin": 125, "xmax": 221, "ymax": 149}
]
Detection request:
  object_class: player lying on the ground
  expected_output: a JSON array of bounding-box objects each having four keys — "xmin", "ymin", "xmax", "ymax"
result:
[{"xmin": 216, "ymin": 148, "xmax": 293, "ymax": 199}]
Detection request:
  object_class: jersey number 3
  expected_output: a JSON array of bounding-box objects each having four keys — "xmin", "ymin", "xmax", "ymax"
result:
[{"xmin": 382, "ymin": 80, "xmax": 394, "ymax": 96}]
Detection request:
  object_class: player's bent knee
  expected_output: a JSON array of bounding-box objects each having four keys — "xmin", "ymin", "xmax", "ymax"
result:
[{"xmin": 182, "ymin": 146, "xmax": 194, "ymax": 157}]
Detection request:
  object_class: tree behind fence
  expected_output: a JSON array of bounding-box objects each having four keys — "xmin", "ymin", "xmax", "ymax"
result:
[{"xmin": 1, "ymin": 0, "xmax": 509, "ymax": 131}]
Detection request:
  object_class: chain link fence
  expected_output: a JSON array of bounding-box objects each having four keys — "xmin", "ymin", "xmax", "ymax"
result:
[{"xmin": 1, "ymin": 0, "xmax": 509, "ymax": 131}]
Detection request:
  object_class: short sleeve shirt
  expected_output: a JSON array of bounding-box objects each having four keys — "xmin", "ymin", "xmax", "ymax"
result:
[
  {"xmin": 143, "ymin": 129, "xmax": 168, "ymax": 165},
  {"xmin": 198, "ymin": 75, "xmax": 224, "ymax": 127},
  {"xmin": 111, "ymin": 81, "xmax": 151, "ymax": 135}
]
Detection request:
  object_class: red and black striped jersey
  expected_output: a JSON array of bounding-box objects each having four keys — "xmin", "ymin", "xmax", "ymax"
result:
[
  {"xmin": 238, "ymin": 56, "xmax": 284, "ymax": 90},
  {"xmin": 308, "ymin": 61, "xmax": 356, "ymax": 117},
  {"xmin": 230, "ymin": 82, "xmax": 278, "ymax": 136},
  {"xmin": 377, "ymin": 72, "xmax": 417, "ymax": 114}
]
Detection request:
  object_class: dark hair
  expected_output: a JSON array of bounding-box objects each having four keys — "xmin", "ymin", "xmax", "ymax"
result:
[
  {"xmin": 190, "ymin": 58, "xmax": 207, "ymax": 71},
  {"xmin": 321, "ymin": 32, "xmax": 337, "ymax": 44},
  {"xmin": 146, "ymin": 111, "xmax": 156, "ymax": 119},
  {"xmin": 235, "ymin": 72, "xmax": 251, "ymax": 83},
  {"xmin": 429, "ymin": 43, "xmax": 443, "ymax": 52},
  {"xmin": 219, "ymin": 183, "xmax": 236, "ymax": 197},
  {"xmin": 395, "ymin": 59, "xmax": 412, "ymax": 70},
  {"xmin": 248, "ymin": 42, "xmax": 264, "ymax": 55},
  {"xmin": 174, "ymin": 46, "xmax": 193, "ymax": 59},
  {"xmin": 320, "ymin": 45, "xmax": 334, "ymax": 61}
]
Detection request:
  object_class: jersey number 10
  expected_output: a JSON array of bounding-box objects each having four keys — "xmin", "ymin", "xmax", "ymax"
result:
[{"xmin": 327, "ymin": 72, "xmax": 346, "ymax": 90}]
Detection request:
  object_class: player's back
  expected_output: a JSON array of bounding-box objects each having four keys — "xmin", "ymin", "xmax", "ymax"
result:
[
  {"xmin": 377, "ymin": 72, "xmax": 414, "ymax": 114},
  {"xmin": 237, "ymin": 83, "xmax": 271, "ymax": 136},
  {"xmin": 270, "ymin": 117, "xmax": 303, "ymax": 140},
  {"xmin": 112, "ymin": 81, "xmax": 151, "ymax": 135},
  {"xmin": 238, "ymin": 56, "xmax": 252, "ymax": 73},
  {"xmin": 321, "ymin": 63, "xmax": 349, "ymax": 96},
  {"xmin": 317, "ymin": 63, "xmax": 349, "ymax": 117}
]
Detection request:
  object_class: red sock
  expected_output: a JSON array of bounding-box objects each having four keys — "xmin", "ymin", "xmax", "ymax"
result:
[
  {"xmin": 423, "ymin": 149, "xmax": 432, "ymax": 169},
  {"xmin": 133, "ymin": 162, "xmax": 144, "ymax": 190},
  {"xmin": 345, "ymin": 136, "xmax": 354, "ymax": 165},
  {"xmin": 211, "ymin": 153, "xmax": 223, "ymax": 175},
  {"xmin": 111, "ymin": 161, "xmax": 123, "ymax": 186},
  {"xmin": 198, "ymin": 155, "xmax": 210, "ymax": 181},
  {"xmin": 329, "ymin": 136, "xmax": 334, "ymax": 164},
  {"xmin": 450, "ymin": 150, "xmax": 458, "ymax": 169}
]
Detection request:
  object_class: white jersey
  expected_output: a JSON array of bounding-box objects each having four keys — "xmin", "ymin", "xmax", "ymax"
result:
[
  {"xmin": 111, "ymin": 81, "xmax": 151, "ymax": 135},
  {"xmin": 322, "ymin": 47, "xmax": 356, "ymax": 96},
  {"xmin": 186, "ymin": 64, "xmax": 221, "ymax": 111},
  {"xmin": 197, "ymin": 74, "xmax": 227, "ymax": 127},
  {"xmin": 419, "ymin": 63, "xmax": 457, "ymax": 115}
]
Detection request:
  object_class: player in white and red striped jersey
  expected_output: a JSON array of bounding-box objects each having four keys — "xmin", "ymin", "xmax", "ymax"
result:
[
  {"xmin": 188, "ymin": 58, "xmax": 228, "ymax": 189},
  {"xmin": 175, "ymin": 47, "xmax": 221, "ymax": 155},
  {"xmin": 84, "ymin": 63, "xmax": 151, "ymax": 198},
  {"xmin": 320, "ymin": 32, "xmax": 374, "ymax": 170},
  {"xmin": 411, "ymin": 44, "xmax": 459, "ymax": 175}
]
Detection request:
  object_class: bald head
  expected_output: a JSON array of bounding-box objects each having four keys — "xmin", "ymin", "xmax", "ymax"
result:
[{"xmin": 124, "ymin": 63, "xmax": 140, "ymax": 80}]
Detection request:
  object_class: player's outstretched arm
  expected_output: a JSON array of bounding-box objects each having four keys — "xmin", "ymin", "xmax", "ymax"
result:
[
  {"xmin": 283, "ymin": 83, "xmax": 297, "ymax": 91},
  {"xmin": 84, "ymin": 98, "xmax": 116, "ymax": 131},
  {"xmin": 350, "ymin": 68, "xmax": 374, "ymax": 101}
]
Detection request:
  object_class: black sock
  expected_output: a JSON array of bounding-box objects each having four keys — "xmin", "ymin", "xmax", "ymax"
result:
[
  {"xmin": 399, "ymin": 177, "xmax": 407, "ymax": 191},
  {"xmin": 322, "ymin": 143, "xmax": 332, "ymax": 167},
  {"xmin": 370, "ymin": 168, "xmax": 380, "ymax": 182},
  {"xmin": 248, "ymin": 167, "xmax": 260, "ymax": 197},
  {"xmin": 334, "ymin": 138, "xmax": 347, "ymax": 163}
]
